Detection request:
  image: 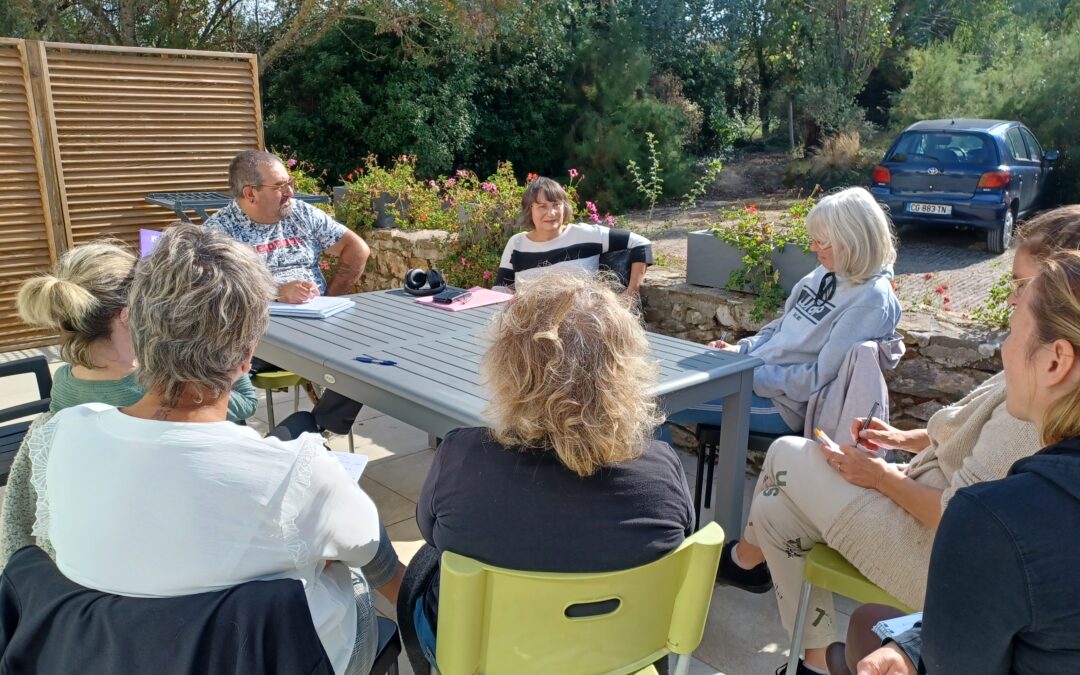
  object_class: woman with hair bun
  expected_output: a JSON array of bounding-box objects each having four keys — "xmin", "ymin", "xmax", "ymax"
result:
[{"xmin": 1, "ymin": 240, "xmax": 258, "ymax": 566}]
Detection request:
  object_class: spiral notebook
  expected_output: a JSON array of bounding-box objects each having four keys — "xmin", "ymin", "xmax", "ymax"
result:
[{"xmin": 269, "ymin": 296, "xmax": 355, "ymax": 319}]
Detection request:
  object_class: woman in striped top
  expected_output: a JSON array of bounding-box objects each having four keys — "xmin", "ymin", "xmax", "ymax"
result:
[{"xmin": 493, "ymin": 177, "xmax": 653, "ymax": 294}]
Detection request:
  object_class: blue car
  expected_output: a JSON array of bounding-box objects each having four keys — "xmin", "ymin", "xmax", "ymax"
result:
[{"xmin": 871, "ymin": 119, "xmax": 1059, "ymax": 253}]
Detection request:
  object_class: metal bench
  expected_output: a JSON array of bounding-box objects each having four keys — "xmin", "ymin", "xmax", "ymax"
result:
[
  {"xmin": 0, "ymin": 356, "xmax": 53, "ymax": 485},
  {"xmin": 146, "ymin": 192, "xmax": 330, "ymax": 224}
]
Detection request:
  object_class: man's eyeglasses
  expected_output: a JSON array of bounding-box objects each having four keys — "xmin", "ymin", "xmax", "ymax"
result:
[{"xmin": 248, "ymin": 179, "xmax": 296, "ymax": 193}]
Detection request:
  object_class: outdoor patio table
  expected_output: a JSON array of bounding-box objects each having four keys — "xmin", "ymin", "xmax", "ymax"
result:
[
  {"xmin": 256, "ymin": 288, "xmax": 762, "ymax": 535},
  {"xmin": 145, "ymin": 192, "xmax": 330, "ymax": 224}
]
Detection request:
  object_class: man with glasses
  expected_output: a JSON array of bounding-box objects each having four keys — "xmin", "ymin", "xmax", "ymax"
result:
[
  {"xmin": 206, "ymin": 150, "xmax": 370, "ymax": 303},
  {"xmin": 206, "ymin": 149, "xmax": 370, "ymax": 435}
]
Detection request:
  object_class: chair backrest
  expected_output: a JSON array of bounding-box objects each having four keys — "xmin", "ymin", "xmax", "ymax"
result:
[
  {"xmin": 0, "ymin": 356, "xmax": 52, "ymax": 425},
  {"xmin": 435, "ymin": 522, "xmax": 724, "ymax": 675},
  {"xmin": 0, "ymin": 546, "xmax": 335, "ymax": 675},
  {"xmin": 0, "ymin": 356, "xmax": 53, "ymax": 483},
  {"xmin": 598, "ymin": 248, "xmax": 632, "ymax": 288}
]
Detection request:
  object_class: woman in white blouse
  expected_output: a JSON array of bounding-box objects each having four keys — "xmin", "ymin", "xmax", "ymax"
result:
[
  {"xmin": 29, "ymin": 224, "xmax": 398, "ymax": 675},
  {"xmin": 493, "ymin": 176, "xmax": 653, "ymax": 295}
]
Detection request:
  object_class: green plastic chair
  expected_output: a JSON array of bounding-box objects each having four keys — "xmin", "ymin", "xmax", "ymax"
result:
[
  {"xmin": 249, "ymin": 371, "xmax": 355, "ymax": 453},
  {"xmin": 249, "ymin": 370, "xmax": 307, "ymax": 430},
  {"xmin": 435, "ymin": 521, "xmax": 725, "ymax": 675},
  {"xmin": 786, "ymin": 544, "xmax": 914, "ymax": 673}
]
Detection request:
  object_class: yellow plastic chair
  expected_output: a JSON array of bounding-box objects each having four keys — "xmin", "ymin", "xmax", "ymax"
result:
[
  {"xmin": 250, "ymin": 371, "xmax": 355, "ymax": 453},
  {"xmin": 786, "ymin": 544, "xmax": 914, "ymax": 673},
  {"xmin": 435, "ymin": 521, "xmax": 725, "ymax": 675}
]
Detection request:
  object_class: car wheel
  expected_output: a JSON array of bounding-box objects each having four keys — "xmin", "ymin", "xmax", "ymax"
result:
[{"xmin": 986, "ymin": 207, "xmax": 1015, "ymax": 254}]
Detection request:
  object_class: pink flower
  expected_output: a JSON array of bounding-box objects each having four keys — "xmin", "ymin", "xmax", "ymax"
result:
[
  {"xmin": 460, "ymin": 257, "xmax": 467, "ymax": 266},
  {"xmin": 483, "ymin": 271, "xmax": 492, "ymax": 281},
  {"xmin": 456, "ymin": 169, "xmax": 468, "ymax": 178},
  {"xmin": 589, "ymin": 213, "xmax": 601, "ymax": 223},
  {"xmin": 934, "ymin": 286, "xmax": 945, "ymax": 295},
  {"xmin": 526, "ymin": 172, "xmax": 538, "ymax": 182},
  {"xmin": 586, "ymin": 201, "xmax": 598, "ymax": 214},
  {"xmin": 445, "ymin": 178, "xmax": 457, "ymax": 187},
  {"xmin": 347, "ymin": 172, "xmax": 354, "ymax": 181},
  {"xmin": 923, "ymin": 272, "xmax": 934, "ymax": 280},
  {"xmin": 943, "ymin": 296, "xmax": 952, "ymax": 304},
  {"xmin": 426, "ymin": 180, "xmax": 438, "ymax": 189},
  {"xmin": 287, "ymin": 158, "xmax": 297, "ymax": 168},
  {"xmin": 568, "ymin": 168, "xmax": 579, "ymax": 178},
  {"xmin": 604, "ymin": 215, "xmax": 616, "ymax": 226},
  {"xmin": 481, "ymin": 182, "xmax": 498, "ymax": 193}
]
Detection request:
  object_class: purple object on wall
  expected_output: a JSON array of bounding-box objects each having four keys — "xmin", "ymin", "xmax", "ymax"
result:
[{"xmin": 140, "ymin": 229, "xmax": 163, "ymax": 258}]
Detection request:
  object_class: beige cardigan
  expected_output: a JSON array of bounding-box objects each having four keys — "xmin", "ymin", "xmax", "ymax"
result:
[{"xmin": 824, "ymin": 372, "xmax": 1042, "ymax": 610}]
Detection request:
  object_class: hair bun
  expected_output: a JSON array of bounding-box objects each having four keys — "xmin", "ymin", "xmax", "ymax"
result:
[{"xmin": 17, "ymin": 273, "xmax": 97, "ymax": 330}]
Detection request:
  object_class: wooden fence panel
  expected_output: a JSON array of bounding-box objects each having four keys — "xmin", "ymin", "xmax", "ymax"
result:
[
  {"xmin": 0, "ymin": 40, "xmax": 57, "ymax": 351},
  {"xmin": 0, "ymin": 41, "xmax": 261, "ymax": 352},
  {"xmin": 43, "ymin": 44, "xmax": 262, "ymax": 246}
]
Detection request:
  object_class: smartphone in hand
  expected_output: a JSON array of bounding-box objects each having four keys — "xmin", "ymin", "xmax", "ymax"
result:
[{"xmin": 814, "ymin": 428, "xmax": 844, "ymax": 455}]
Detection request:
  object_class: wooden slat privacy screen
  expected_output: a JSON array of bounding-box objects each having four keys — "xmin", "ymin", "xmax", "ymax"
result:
[
  {"xmin": 0, "ymin": 40, "xmax": 261, "ymax": 351},
  {"xmin": 0, "ymin": 40, "xmax": 57, "ymax": 350}
]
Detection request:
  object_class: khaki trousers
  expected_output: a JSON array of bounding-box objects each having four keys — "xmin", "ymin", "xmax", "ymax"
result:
[{"xmin": 743, "ymin": 436, "xmax": 869, "ymax": 650}]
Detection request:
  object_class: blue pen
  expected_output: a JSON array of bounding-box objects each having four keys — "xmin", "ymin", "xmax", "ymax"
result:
[{"xmin": 354, "ymin": 356, "xmax": 397, "ymax": 366}]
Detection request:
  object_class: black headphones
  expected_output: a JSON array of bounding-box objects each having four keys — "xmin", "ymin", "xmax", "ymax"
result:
[{"xmin": 403, "ymin": 267, "xmax": 446, "ymax": 296}]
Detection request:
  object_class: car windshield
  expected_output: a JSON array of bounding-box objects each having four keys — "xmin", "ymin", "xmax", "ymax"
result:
[{"xmin": 888, "ymin": 132, "xmax": 995, "ymax": 165}]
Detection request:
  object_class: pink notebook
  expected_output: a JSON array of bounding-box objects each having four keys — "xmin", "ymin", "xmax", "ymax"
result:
[{"xmin": 415, "ymin": 286, "xmax": 512, "ymax": 311}]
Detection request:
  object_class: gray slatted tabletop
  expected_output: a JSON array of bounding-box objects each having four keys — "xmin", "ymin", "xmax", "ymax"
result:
[{"xmin": 257, "ymin": 288, "xmax": 762, "ymax": 534}]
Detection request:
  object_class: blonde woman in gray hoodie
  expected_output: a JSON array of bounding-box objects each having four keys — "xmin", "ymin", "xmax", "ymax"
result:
[{"xmin": 667, "ymin": 187, "xmax": 901, "ymax": 436}]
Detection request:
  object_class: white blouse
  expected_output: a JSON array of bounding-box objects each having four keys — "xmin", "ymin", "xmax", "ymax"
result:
[{"xmin": 30, "ymin": 403, "xmax": 382, "ymax": 674}]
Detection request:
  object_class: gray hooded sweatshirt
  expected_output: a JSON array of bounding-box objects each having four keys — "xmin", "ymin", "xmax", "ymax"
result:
[{"xmin": 738, "ymin": 264, "xmax": 901, "ymax": 430}]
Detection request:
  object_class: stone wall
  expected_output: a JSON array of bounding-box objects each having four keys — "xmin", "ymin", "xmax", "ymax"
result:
[
  {"xmin": 640, "ymin": 269, "xmax": 1005, "ymax": 429},
  {"xmin": 354, "ymin": 228, "xmax": 453, "ymax": 292}
]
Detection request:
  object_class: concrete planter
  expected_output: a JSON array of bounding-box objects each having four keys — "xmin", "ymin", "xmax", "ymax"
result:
[
  {"xmin": 686, "ymin": 230, "xmax": 818, "ymax": 294},
  {"xmin": 773, "ymin": 242, "xmax": 819, "ymax": 293},
  {"xmin": 686, "ymin": 230, "xmax": 749, "ymax": 290}
]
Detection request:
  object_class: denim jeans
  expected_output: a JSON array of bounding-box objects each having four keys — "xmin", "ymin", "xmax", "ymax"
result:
[
  {"xmin": 343, "ymin": 523, "xmax": 400, "ymax": 675},
  {"xmin": 413, "ymin": 597, "xmax": 439, "ymax": 668}
]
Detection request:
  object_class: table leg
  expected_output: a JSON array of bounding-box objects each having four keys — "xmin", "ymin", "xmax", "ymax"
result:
[
  {"xmin": 172, "ymin": 206, "xmax": 193, "ymax": 224},
  {"xmin": 713, "ymin": 368, "xmax": 753, "ymax": 537}
]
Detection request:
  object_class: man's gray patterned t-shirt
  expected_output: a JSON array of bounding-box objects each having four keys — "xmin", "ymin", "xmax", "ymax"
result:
[{"xmin": 204, "ymin": 199, "xmax": 347, "ymax": 293}]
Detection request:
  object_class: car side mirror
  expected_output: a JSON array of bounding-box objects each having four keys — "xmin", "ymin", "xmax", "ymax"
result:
[{"xmin": 1044, "ymin": 150, "xmax": 1060, "ymax": 163}]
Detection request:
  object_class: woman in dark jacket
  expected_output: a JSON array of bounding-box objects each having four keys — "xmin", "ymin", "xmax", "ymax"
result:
[
  {"xmin": 410, "ymin": 271, "xmax": 694, "ymax": 665},
  {"xmin": 856, "ymin": 249, "xmax": 1080, "ymax": 675}
]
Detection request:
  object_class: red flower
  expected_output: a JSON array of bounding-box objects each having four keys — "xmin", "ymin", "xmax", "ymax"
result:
[
  {"xmin": 527, "ymin": 172, "xmax": 538, "ymax": 182},
  {"xmin": 923, "ymin": 272, "xmax": 934, "ymax": 280},
  {"xmin": 943, "ymin": 296, "xmax": 951, "ymax": 304},
  {"xmin": 746, "ymin": 204, "xmax": 758, "ymax": 214},
  {"xmin": 347, "ymin": 172, "xmax": 354, "ymax": 181},
  {"xmin": 934, "ymin": 286, "xmax": 945, "ymax": 295}
]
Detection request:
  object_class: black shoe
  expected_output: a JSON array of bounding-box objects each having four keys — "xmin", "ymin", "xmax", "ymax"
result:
[
  {"xmin": 716, "ymin": 540, "xmax": 773, "ymax": 593},
  {"xmin": 775, "ymin": 659, "xmax": 825, "ymax": 675}
]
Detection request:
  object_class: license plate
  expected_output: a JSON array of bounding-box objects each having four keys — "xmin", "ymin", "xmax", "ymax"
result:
[{"xmin": 906, "ymin": 202, "xmax": 952, "ymax": 215}]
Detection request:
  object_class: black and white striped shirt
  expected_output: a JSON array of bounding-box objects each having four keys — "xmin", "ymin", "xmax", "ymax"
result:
[{"xmin": 494, "ymin": 222, "xmax": 653, "ymax": 287}]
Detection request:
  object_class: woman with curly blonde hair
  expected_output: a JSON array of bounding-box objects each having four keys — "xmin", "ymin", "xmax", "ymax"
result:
[{"xmin": 411, "ymin": 271, "xmax": 694, "ymax": 663}]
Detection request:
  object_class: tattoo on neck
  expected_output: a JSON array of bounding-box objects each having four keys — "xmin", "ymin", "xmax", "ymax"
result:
[{"xmin": 152, "ymin": 407, "xmax": 172, "ymax": 420}]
